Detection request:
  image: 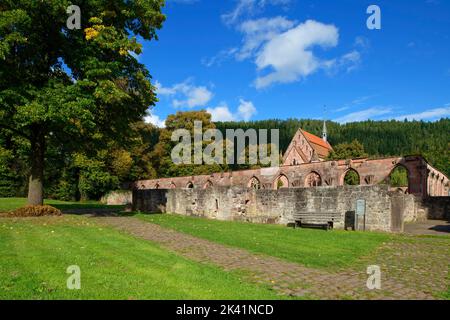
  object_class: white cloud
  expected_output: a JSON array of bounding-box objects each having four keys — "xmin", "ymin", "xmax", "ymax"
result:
[
  {"xmin": 325, "ymin": 50, "xmax": 361, "ymax": 75},
  {"xmin": 237, "ymin": 16, "xmax": 295, "ymax": 60},
  {"xmin": 354, "ymin": 36, "xmax": 370, "ymax": 50},
  {"xmin": 202, "ymin": 16, "xmax": 294, "ymax": 67},
  {"xmin": 144, "ymin": 112, "xmax": 166, "ymax": 128},
  {"xmin": 155, "ymin": 79, "xmax": 213, "ymax": 108},
  {"xmin": 395, "ymin": 106, "xmax": 450, "ymax": 121},
  {"xmin": 222, "ymin": 0, "xmax": 291, "ymax": 25},
  {"xmin": 202, "ymin": 47, "xmax": 238, "ymax": 67},
  {"xmin": 207, "ymin": 99, "xmax": 257, "ymax": 122},
  {"xmin": 207, "ymin": 104, "xmax": 236, "ymax": 121},
  {"xmin": 205, "ymin": 19, "xmax": 363, "ymax": 86},
  {"xmin": 334, "ymin": 107, "xmax": 393, "ymax": 123},
  {"xmin": 254, "ymin": 20, "xmax": 339, "ymax": 88},
  {"xmin": 237, "ymin": 99, "xmax": 257, "ymax": 120}
]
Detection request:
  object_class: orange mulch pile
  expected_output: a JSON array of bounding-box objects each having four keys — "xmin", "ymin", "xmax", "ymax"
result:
[{"xmin": 1, "ymin": 205, "xmax": 63, "ymax": 217}]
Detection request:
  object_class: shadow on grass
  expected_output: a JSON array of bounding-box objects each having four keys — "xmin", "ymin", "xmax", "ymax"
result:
[
  {"xmin": 117, "ymin": 211, "xmax": 163, "ymax": 217},
  {"xmin": 52, "ymin": 203, "xmax": 125, "ymax": 210}
]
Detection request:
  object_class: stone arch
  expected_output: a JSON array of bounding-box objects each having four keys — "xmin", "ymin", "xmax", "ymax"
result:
[
  {"xmin": 342, "ymin": 168, "xmax": 360, "ymax": 185},
  {"xmin": 274, "ymin": 174, "xmax": 289, "ymax": 189},
  {"xmin": 203, "ymin": 180, "xmax": 213, "ymax": 189},
  {"xmin": 305, "ymin": 171, "xmax": 322, "ymax": 187},
  {"xmin": 169, "ymin": 182, "xmax": 176, "ymax": 189},
  {"xmin": 186, "ymin": 181, "xmax": 194, "ymax": 189},
  {"xmin": 248, "ymin": 176, "xmax": 261, "ymax": 190},
  {"xmin": 154, "ymin": 183, "xmax": 160, "ymax": 189},
  {"xmin": 388, "ymin": 164, "xmax": 410, "ymax": 193}
]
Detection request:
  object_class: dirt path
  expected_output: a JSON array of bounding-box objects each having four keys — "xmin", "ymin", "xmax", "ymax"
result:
[{"xmin": 92, "ymin": 216, "xmax": 449, "ymax": 300}]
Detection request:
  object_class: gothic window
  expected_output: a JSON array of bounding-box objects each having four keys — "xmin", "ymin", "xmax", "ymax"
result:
[
  {"xmin": 343, "ymin": 169, "xmax": 360, "ymax": 185},
  {"xmin": 203, "ymin": 180, "xmax": 213, "ymax": 189},
  {"xmin": 274, "ymin": 175, "xmax": 289, "ymax": 189},
  {"xmin": 248, "ymin": 177, "xmax": 261, "ymax": 190},
  {"xmin": 388, "ymin": 165, "xmax": 409, "ymax": 188},
  {"xmin": 305, "ymin": 172, "xmax": 322, "ymax": 187}
]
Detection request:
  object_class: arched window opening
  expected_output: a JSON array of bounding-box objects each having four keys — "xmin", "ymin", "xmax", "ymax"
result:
[
  {"xmin": 305, "ymin": 172, "xmax": 322, "ymax": 187},
  {"xmin": 388, "ymin": 165, "xmax": 409, "ymax": 190},
  {"xmin": 248, "ymin": 177, "xmax": 261, "ymax": 190},
  {"xmin": 204, "ymin": 180, "xmax": 213, "ymax": 189},
  {"xmin": 274, "ymin": 175, "xmax": 289, "ymax": 189},
  {"xmin": 343, "ymin": 169, "xmax": 360, "ymax": 185}
]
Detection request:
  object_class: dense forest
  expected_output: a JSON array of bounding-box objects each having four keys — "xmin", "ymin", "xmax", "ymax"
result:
[
  {"xmin": 0, "ymin": 112, "xmax": 448, "ymax": 200},
  {"xmin": 215, "ymin": 118, "xmax": 450, "ymax": 176}
]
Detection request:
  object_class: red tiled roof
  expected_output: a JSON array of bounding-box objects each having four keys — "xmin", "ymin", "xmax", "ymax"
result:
[{"xmin": 301, "ymin": 130, "xmax": 332, "ymax": 151}]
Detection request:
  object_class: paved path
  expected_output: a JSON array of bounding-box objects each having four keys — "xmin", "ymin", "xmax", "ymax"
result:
[
  {"xmin": 404, "ymin": 220, "xmax": 450, "ymax": 236},
  {"xmin": 93, "ymin": 216, "xmax": 449, "ymax": 300}
]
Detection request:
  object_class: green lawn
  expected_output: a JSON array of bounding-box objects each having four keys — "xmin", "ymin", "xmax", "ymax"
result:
[
  {"xmin": 0, "ymin": 197, "xmax": 124, "ymax": 212},
  {"xmin": 133, "ymin": 213, "xmax": 392, "ymax": 270},
  {"xmin": 0, "ymin": 215, "xmax": 281, "ymax": 299}
]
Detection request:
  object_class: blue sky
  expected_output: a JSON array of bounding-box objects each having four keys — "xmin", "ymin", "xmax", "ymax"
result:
[{"xmin": 140, "ymin": 0, "xmax": 450, "ymax": 126}]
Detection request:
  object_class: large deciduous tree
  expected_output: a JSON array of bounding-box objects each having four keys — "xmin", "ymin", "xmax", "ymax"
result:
[
  {"xmin": 0, "ymin": 1, "xmax": 165, "ymax": 204},
  {"xmin": 151, "ymin": 110, "xmax": 225, "ymax": 178}
]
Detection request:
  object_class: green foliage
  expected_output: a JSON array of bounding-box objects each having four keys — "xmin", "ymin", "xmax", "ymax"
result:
[
  {"xmin": 0, "ymin": 0, "xmax": 165, "ymax": 204},
  {"xmin": 389, "ymin": 166, "xmax": 409, "ymax": 187},
  {"xmin": 277, "ymin": 179, "xmax": 284, "ymax": 189},
  {"xmin": 327, "ymin": 140, "xmax": 368, "ymax": 160},
  {"xmin": 74, "ymin": 153, "xmax": 119, "ymax": 201},
  {"xmin": 151, "ymin": 110, "xmax": 227, "ymax": 178},
  {"xmin": 0, "ymin": 140, "xmax": 27, "ymax": 197},
  {"xmin": 0, "ymin": 146, "xmax": 17, "ymax": 197},
  {"xmin": 344, "ymin": 170, "xmax": 360, "ymax": 186}
]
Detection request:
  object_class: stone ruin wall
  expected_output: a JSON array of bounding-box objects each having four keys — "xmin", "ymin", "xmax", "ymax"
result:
[
  {"xmin": 133, "ymin": 156, "xmax": 450, "ymax": 198},
  {"xmin": 132, "ymin": 185, "xmax": 446, "ymax": 232}
]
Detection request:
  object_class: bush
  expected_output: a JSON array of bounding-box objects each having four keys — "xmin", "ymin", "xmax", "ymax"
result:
[{"xmin": 3, "ymin": 205, "xmax": 63, "ymax": 217}]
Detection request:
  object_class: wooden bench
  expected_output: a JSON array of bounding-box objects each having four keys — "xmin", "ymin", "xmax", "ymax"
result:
[{"xmin": 291, "ymin": 212, "xmax": 341, "ymax": 230}]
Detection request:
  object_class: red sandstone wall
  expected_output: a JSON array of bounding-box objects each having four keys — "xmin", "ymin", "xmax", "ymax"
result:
[{"xmin": 134, "ymin": 156, "xmax": 449, "ymax": 198}]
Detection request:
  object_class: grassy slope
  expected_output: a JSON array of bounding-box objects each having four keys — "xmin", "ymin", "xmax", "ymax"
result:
[
  {"xmin": 134, "ymin": 213, "xmax": 392, "ymax": 270},
  {"xmin": 0, "ymin": 197, "xmax": 124, "ymax": 212},
  {"xmin": 0, "ymin": 215, "xmax": 281, "ymax": 300}
]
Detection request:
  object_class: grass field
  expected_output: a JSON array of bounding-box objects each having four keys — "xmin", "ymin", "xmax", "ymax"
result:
[
  {"xmin": 0, "ymin": 197, "xmax": 124, "ymax": 212},
  {"xmin": 0, "ymin": 215, "xmax": 281, "ymax": 299},
  {"xmin": 1, "ymin": 198, "xmax": 447, "ymax": 299},
  {"xmin": 133, "ymin": 213, "xmax": 392, "ymax": 269}
]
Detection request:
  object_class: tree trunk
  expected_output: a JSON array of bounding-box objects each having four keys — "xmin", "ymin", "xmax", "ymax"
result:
[{"xmin": 27, "ymin": 129, "xmax": 45, "ymax": 205}]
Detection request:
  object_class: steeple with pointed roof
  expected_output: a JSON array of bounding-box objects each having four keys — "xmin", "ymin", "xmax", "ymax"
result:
[{"xmin": 322, "ymin": 120, "xmax": 327, "ymax": 142}]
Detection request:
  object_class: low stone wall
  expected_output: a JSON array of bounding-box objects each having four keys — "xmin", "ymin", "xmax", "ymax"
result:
[
  {"xmin": 421, "ymin": 197, "xmax": 450, "ymax": 220},
  {"xmin": 132, "ymin": 185, "xmax": 434, "ymax": 232},
  {"xmin": 101, "ymin": 190, "xmax": 132, "ymax": 205}
]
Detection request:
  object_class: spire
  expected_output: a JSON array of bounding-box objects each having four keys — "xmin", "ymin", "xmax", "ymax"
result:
[{"xmin": 322, "ymin": 105, "xmax": 328, "ymax": 142}]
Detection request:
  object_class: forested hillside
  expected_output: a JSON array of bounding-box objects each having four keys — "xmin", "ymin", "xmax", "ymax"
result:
[
  {"xmin": 215, "ymin": 118, "xmax": 450, "ymax": 176},
  {"xmin": 1, "ymin": 113, "xmax": 448, "ymax": 200}
]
